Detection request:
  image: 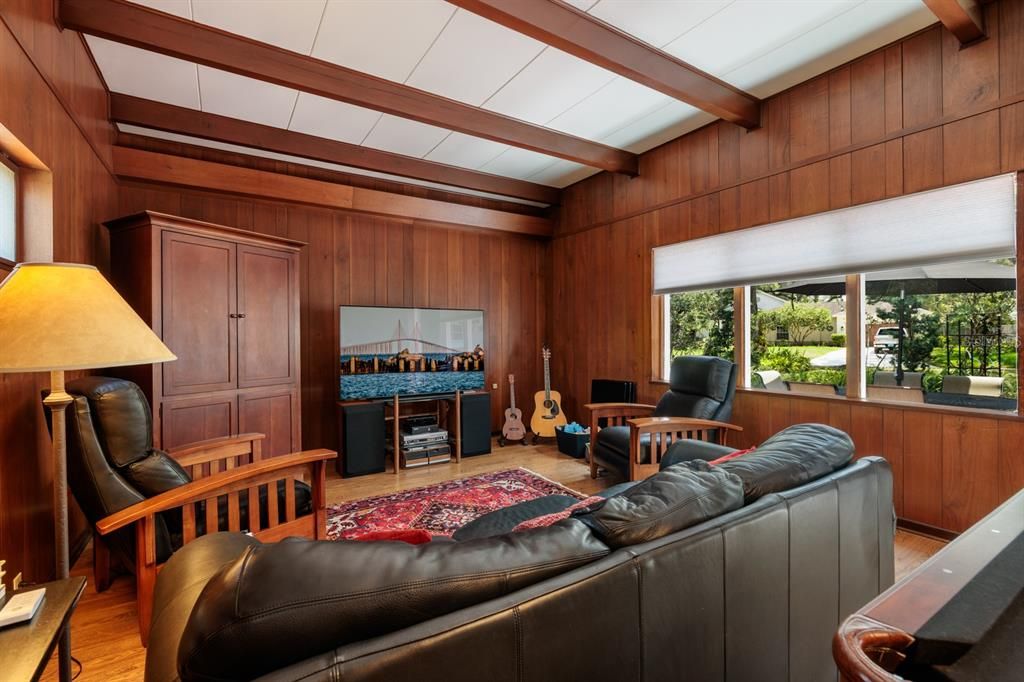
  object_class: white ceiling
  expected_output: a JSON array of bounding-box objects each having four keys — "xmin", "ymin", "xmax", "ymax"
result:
[{"xmin": 88, "ymin": 0, "xmax": 938, "ymax": 204}]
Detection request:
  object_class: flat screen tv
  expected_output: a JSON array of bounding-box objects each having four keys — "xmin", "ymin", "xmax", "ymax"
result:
[{"xmin": 339, "ymin": 306, "xmax": 485, "ymax": 400}]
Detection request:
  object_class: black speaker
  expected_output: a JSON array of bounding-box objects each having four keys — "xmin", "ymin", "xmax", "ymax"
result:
[
  {"xmin": 340, "ymin": 403, "xmax": 386, "ymax": 476},
  {"xmin": 459, "ymin": 392, "xmax": 492, "ymax": 457},
  {"xmin": 591, "ymin": 378, "xmax": 637, "ymax": 403}
]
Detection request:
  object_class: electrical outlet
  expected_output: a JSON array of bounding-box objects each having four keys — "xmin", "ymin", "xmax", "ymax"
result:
[{"xmin": 491, "ymin": 383, "xmax": 497, "ymax": 389}]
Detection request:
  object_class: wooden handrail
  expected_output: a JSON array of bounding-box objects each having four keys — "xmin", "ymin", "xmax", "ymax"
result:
[
  {"xmin": 166, "ymin": 432, "xmax": 265, "ymax": 457},
  {"xmin": 96, "ymin": 449, "xmax": 336, "ymax": 534},
  {"xmin": 833, "ymin": 614, "xmax": 913, "ymax": 681},
  {"xmin": 626, "ymin": 417, "xmax": 743, "ymax": 433}
]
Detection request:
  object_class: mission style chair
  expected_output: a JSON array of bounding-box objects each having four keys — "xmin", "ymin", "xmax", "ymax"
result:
[
  {"xmin": 586, "ymin": 356, "xmax": 742, "ymax": 481},
  {"xmin": 58, "ymin": 377, "xmax": 335, "ymax": 645}
]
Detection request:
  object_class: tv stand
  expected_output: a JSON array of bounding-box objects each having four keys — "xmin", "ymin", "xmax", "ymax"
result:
[{"xmin": 387, "ymin": 391, "xmax": 462, "ymax": 474}]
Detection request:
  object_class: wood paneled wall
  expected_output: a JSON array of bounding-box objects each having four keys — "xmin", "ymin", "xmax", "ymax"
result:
[
  {"xmin": 552, "ymin": 2, "xmax": 1024, "ymax": 533},
  {"xmin": 0, "ymin": 4, "xmax": 119, "ymax": 580},
  {"xmin": 117, "ymin": 182, "xmax": 549, "ymax": 452}
]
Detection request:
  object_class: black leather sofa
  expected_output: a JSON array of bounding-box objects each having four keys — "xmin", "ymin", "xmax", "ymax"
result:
[{"xmin": 146, "ymin": 424, "xmax": 894, "ymax": 682}]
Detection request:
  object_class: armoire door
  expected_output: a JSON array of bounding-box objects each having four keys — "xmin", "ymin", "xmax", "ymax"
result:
[
  {"xmin": 237, "ymin": 245, "xmax": 298, "ymax": 389},
  {"xmin": 238, "ymin": 388, "xmax": 299, "ymax": 457},
  {"xmin": 159, "ymin": 394, "xmax": 237, "ymax": 451},
  {"xmin": 161, "ymin": 231, "xmax": 237, "ymax": 396}
]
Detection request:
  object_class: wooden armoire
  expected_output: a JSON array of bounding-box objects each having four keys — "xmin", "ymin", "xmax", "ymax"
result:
[{"xmin": 104, "ymin": 211, "xmax": 303, "ymax": 457}]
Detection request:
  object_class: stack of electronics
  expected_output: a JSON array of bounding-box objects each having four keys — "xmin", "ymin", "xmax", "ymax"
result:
[{"xmin": 398, "ymin": 416, "xmax": 451, "ymax": 468}]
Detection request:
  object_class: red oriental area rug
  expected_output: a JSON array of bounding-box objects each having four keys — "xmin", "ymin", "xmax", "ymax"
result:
[{"xmin": 326, "ymin": 468, "xmax": 585, "ymax": 540}]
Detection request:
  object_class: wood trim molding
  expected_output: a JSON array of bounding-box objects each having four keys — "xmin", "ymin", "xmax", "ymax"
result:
[
  {"xmin": 111, "ymin": 146, "xmax": 554, "ymax": 237},
  {"xmin": 59, "ymin": 0, "xmax": 638, "ymax": 175},
  {"xmin": 922, "ymin": 0, "xmax": 986, "ymax": 45},
  {"xmin": 109, "ymin": 94, "xmax": 561, "ymax": 205},
  {"xmin": 1017, "ymin": 172, "xmax": 1023, "ymax": 414},
  {"xmin": 734, "ymin": 286, "xmax": 751, "ymax": 389},
  {"xmin": 446, "ymin": 0, "xmax": 760, "ymax": 129}
]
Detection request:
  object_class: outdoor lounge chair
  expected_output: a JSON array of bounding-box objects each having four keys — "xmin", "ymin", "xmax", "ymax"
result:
[
  {"xmin": 786, "ymin": 381, "xmax": 838, "ymax": 397},
  {"xmin": 753, "ymin": 370, "xmax": 789, "ymax": 392},
  {"xmin": 867, "ymin": 385, "xmax": 925, "ymax": 403},
  {"xmin": 872, "ymin": 371, "xmax": 923, "ymax": 388},
  {"xmin": 942, "ymin": 375, "xmax": 1004, "ymax": 397}
]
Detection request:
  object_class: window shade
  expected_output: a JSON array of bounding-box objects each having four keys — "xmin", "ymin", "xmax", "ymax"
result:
[{"xmin": 652, "ymin": 173, "xmax": 1017, "ymax": 295}]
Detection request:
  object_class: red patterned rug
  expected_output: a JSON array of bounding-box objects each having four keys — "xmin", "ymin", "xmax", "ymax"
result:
[{"xmin": 326, "ymin": 468, "xmax": 585, "ymax": 540}]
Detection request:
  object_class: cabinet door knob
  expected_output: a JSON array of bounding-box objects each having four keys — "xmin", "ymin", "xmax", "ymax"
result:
[{"xmin": 238, "ymin": 313, "xmax": 247, "ymax": 319}]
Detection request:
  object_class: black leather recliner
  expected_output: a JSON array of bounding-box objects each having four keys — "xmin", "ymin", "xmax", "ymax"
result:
[
  {"xmin": 587, "ymin": 355, "xmax": 740, "ymax": 480},
  {"xmin": 58, "ymin": 376, "xmax": 320, "ymax": 641},
  {"xmin": 61, "ymin": 377, "xmax": 313, "ymax": 574}
]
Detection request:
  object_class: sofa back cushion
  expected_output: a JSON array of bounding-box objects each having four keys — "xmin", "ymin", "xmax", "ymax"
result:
[
  {"xmin": 714, "ymin": 423, "xmax": 854, "ymax": 503},
  {"xmin": 177, "ymin": 521, "xmax": 609, "ymax": 681},
  {"xmin": 575, "ymin": 465, "xmax": 743, "ymax": 548}
]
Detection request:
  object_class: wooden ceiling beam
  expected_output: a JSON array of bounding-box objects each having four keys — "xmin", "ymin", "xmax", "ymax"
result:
[
  {"xmin": 111, "ymin": 146, "xmax": 554, "ymax": 237},
  {"xmin": 447, "ymin": 0, "xmax": 760, "ymax": 129},
  {"xmin": 110, "ymin": 94, "xmax": 561, "ymax": 205},
  {"xmin": 922, "ymin": 0, "xmax": 986, "ymax": 45},
  {"xmin": 60, "ymin": 0, "xmax": 638, "ymax": 175}
]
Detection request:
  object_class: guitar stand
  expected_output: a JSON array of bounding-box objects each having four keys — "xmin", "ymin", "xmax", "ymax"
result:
[{"xmin": 498, "ymin": 435, "xmax": 529, "ymax": 447}]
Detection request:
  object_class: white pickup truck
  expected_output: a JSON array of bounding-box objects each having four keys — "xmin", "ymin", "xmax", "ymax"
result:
[{"xmin": 873, "ymin": 326, "xmax": 904, "ymax": 354}]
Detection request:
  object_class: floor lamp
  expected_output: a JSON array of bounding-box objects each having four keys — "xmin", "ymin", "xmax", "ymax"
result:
[{"xmin": 0, "ymin": 263, "xmax": 175, "ymax": 679}]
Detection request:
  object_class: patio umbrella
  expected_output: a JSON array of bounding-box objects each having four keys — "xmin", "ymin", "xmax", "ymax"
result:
[{"xmin": 774, "ymin": 260, "xmax": 1016, "ymax": 384}]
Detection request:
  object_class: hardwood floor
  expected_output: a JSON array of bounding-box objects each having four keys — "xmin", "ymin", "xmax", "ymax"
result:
[{"xmin": 41, "ymin": 439, "xmax": 944, "ymax": 682}]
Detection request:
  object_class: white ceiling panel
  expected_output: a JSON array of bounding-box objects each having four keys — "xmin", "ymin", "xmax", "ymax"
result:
[
  {"xmin": 198, "ymin": 67, "xmax": 298, "ymax": 128},
  {"xmin": 312, "ymin": 0, "xmax": 455, "ymax": 82},
  {"xmin": 528, "ymin": 159, "xmax": 597, "ymax": 188},
  {"xmin": 602, "ymin": 101, "xmax": 712, "ymax": 152},
  {"xmin": 727, "ymin": 1, "xmax": 935, "ymax": 97},
  {"xmin": 406, "ymin": 10, "xmax": 546, "ymax": 106},
  {"xmin": 482, "ymin": 48, "xmax": 616, "ymax": 125},
  {"xmin": 362, "ymin": 115, "xmax": 451, "ymax": 157},
  {"xmin": 548, "ymin": 78, "xmax": 669, "ymax": 141},
  {"xmin": 663, "ymin": 1, "xmax": 860, "ymax": 76},
  {"xmin": 288, "ymin": 93, "xmax": 382, "ymax": 144},
  {"xmin": 191, "ymin": 0, "xmax": 327, "ymax": 55},
  {"xmin": 425, "ymin": 133, "xmax": 509, "ymax": 169},
  {"xmin": 586, "ymin": 1, "xmax": 731, "ymax": 48},
  {"xmin": 86, "ymin": 37, "xmax": 200, "ymax": 108},
  {"xmin": 126, "ymin": 0, "xmax": 191, "ymax": 18},
  {"xmin": 480, "ymin": 147, "xmax": 562, "ymax": 181}
]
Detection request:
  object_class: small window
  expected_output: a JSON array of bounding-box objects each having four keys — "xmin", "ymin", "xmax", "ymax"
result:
[
  {"xmin": 775, "ymin": 326, "xmax": 790, "ymax": 341},
  {"xmin": 0, "ymin": 154, "xmax": 16, "ymax": 265}
]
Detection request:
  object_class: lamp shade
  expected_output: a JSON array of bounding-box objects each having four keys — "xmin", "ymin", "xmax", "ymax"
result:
[{"xmin": 0, "ymin": 262, "xmax": 176, "ymax": 372}]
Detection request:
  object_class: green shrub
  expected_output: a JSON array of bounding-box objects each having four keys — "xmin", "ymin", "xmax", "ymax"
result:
[
  {"xmin": 757, "ymin": 347, "xmax": 812, "ymax": 375},
  {"xmin": 804, "ymin": 369, "xmax": 847, "ymax": 386},
  {"xmin": 830, "ymin": 333, "xmax": 846, "ymax": 347}
]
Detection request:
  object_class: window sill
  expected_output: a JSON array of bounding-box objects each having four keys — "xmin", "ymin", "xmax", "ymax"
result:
[{"xmin": 737, "ymin": 387, "xmax": 1023, "ymax": 422}]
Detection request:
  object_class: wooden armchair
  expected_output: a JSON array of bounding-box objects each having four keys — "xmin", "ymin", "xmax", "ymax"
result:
[
  {"xmin": 60, "ymin": 377, "xmax": 336, "ymax": 645},
  {"xmin": 96, "ymin": 434, "xmax": 335, "ymax": 644},
  {"xmin": 586, "ymin": 403, "xmax": 742, "ymax": 481},
  {"xmin": 585, "ymin": 357, "xmax": 741, "ymax": 481}
]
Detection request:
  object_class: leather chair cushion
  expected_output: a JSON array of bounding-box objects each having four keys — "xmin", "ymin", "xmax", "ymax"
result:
[
  {"xmin": 668, "ymin": 355, "xmax": 734, "ymax": 402},
  {"xmin": 177, "ymin": 521, "xmax": 610, "ymax": 681},
  {"xmin": 712, "ymin": 423, "xmax": 855, "ymax": 503},
  {"xmin": 575, "ymin": 464, "xmax": 743, "ymax": 548},
  {"xmin": 452, "ymin": 494, "xmax": 580, "ymax": 541},
  {"xmin": 123, "ymin": 450, "xmax": 191, "ymax": 498},
  {"xmin": 70, "ymin": 377, "xmax": 153, "ymax": 468},
  {"xmin": 652, "ymin": 392, "xmax": 722, "ymax": 419},
  {"xmin": 595, "ymin": 425, "xmax": 652, "ymax": 463}
]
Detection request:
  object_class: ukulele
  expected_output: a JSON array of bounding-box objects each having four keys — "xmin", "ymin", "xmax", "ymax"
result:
[
  {"xmin": 530, "ymin": 346, "xmax": 567, "ymax": 441},
  {"xmin": 499, "ymin": 374, "xmax": 527, "ymax": 446}
]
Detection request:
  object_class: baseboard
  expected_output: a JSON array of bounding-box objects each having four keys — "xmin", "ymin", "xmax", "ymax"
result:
[
  {"xmin": 69, "ymin": 527, "xmax": 91, "ymax": 568},
  {"xmin": 897, "ymin": 518, "xmax": 958, "ymax": 542}
]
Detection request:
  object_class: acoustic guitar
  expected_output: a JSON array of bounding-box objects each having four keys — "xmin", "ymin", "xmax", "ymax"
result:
[
  {"xmin": 530, "ymin": 346, "xmax": 567, "ymax": 441},
  {"xmin": 498, "ymin": 374, "xmax": 527, "ymax": 446}
]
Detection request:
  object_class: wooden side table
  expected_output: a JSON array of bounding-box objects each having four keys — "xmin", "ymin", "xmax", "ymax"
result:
[{"xmin": 0, "ymin": 576, "xmax": 86, "ymax": 681}]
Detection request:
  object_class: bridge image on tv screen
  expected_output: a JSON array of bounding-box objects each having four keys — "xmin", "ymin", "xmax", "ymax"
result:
[{"xmin": 339, "ymin": 306, "xmax": 485, "ymax": 400}]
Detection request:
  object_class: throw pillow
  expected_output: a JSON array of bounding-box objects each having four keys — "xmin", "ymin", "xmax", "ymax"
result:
[
  {"xmin": 575, "ymin": 465, "xmax": 743, "ymax": 548},
  {"xmin": 707, "ymin": 446, "xmax": 755, "ymax": 466},
  {"xmin": 349, "ymin": 529, "xmax": 434, "ymax": 544},
  {"xmin": 513, "ymin": 496, "xmax": 605, "ymax": 531}
]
